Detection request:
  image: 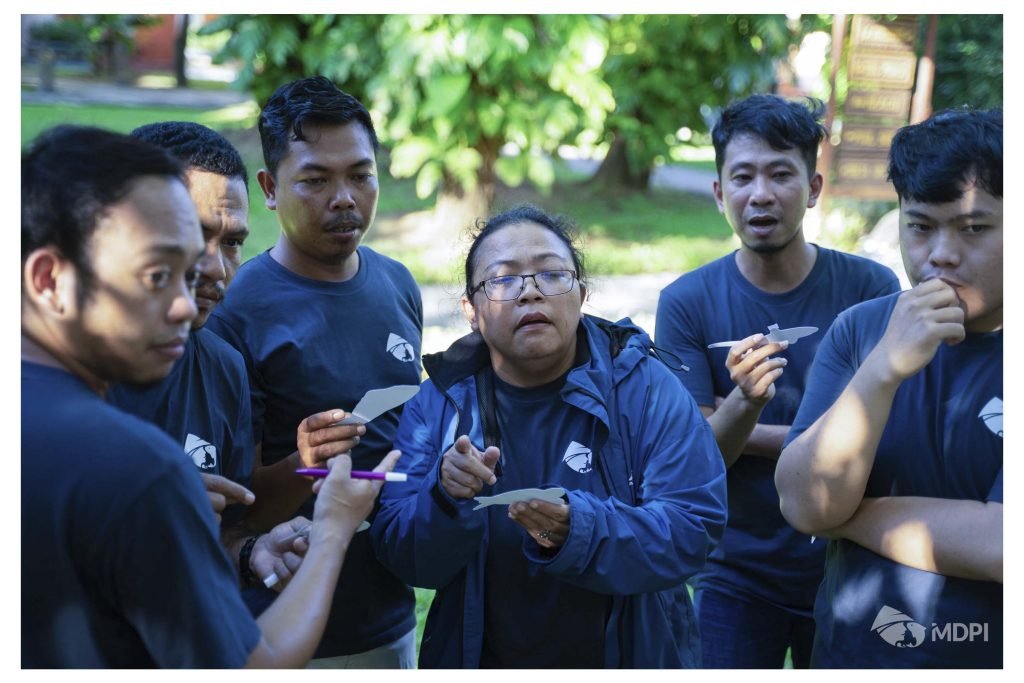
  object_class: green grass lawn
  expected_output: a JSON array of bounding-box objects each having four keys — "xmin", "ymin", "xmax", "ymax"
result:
[{"xmin": 22, "ymin": 100, "xmax": 734, "ymax": 283}]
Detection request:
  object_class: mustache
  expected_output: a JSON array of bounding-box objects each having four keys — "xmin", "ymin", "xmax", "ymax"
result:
[
  {"xmin": 195, "ymin": 280, "xmax": 225, "ymax": 298},
  {"xmin": 324, "ymin": 213, "xmax": 363, "ymax": 231}
]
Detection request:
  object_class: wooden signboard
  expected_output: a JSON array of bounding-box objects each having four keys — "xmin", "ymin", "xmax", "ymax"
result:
[
  {"xmin": 850, "ymin": 15, "xmax": 919, "ymax": 51},
  {"xmin": 845, "ymin": 88, "xmax": 913, "ymax": 120},
  {"xmin": 839, "ymin": 123, "xmax": 900, "ymax": 153},
  {"xmin": 830, "ymin": 15, "xmax": 919, "ymax": 201},
  {"xmin": 848, "ymin": 51, "xmax": 918, "ymax": 89}
]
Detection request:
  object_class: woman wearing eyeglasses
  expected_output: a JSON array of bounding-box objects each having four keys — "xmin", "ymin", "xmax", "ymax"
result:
[{"xmin": 370, "ymin": 204, "xmax": 727, "ymax": 668}]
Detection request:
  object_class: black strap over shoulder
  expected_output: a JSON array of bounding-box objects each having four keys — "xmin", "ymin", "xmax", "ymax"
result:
[{"xmin": 474, "ymin": 365, "xmax": 503, "ymax": 476}]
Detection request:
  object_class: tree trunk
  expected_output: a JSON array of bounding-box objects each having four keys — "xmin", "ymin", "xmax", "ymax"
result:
[
  {"xmin": 587, "ymin": 133, "xmax": 650, "ymax": 193},
  {"xmin": 173, "ymin": 14, "xmax": 189, "ymax": 88},
  {"xmin": 394, "ymin": 176, "xmax": 494, "ymax": 258}
]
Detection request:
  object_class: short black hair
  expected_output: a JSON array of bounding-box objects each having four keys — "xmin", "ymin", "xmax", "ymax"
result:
[
  {"xmin": 888, "ymin": 107, "xmax": 1002, "ymax": 203},
  {"xmin": 22, "ymin": 125, "xmax": 184, "ymax": 303},
  {"xmin": 131, "ymin": 121, "xmax": 249, "ymax": 187},
  {"xmin": 465, "ymin": 204, "xmax": 587, "ymax": 298},
  {"xmin": 712, "ymin": 94, "xmax": 828, "ymax": 178},
  {"xmin": 258, "ymin": 75, "xmax": 379, "ymax": 176}
]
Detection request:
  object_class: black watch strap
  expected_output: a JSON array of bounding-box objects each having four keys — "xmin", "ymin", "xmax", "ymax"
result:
[{"xmin": 239, "ymin": 534, "xmax": 261, "ymax": 587}]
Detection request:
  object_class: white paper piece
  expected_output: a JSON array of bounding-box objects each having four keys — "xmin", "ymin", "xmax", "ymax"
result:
[
  {"xmin": 336, "ymin": 385, "xmax": 421, "ymax": 425},
  {"xmin": 707, "ymin": 323, "xmax": 819, "ymax": 349},
  {"xmin": 473, "ymin": 487, "xmax": 567, "ymax": 511}
]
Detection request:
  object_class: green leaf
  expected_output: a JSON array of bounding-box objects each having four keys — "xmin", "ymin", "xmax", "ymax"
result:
[
  {"xmin": 390, "ymin": 137, "xmax": 437, "ymax": 178},
  {"xmin": 495, "ymin": 155, "xmax": 526, "ymax": 187},
  {"xmin": 416, "ymin": 161, "xmax": 443, "ymax": 199},
  {"xmin": 526, "ymin": 154, "xmax": 555, "ymax": 189},
  {"xmin": 422, "ymin": 73, "xmax": 472, "ymax": 119}
]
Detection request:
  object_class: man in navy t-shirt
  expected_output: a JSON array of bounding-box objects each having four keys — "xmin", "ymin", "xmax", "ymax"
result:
[
  {"xmin": 656, "ymin": 95, "xmax": 899, "ymax": 668},
  {"xmin": 108, "ymin": 122, "xmax": 361, "ymax": 592},
  {"xmin": 777, "ymin": 109, "xmax": 1002, "ymax": 668},
  {"xmin": 22, "ymin": 125, "xmax": 394, "ymax": 667},
  {"xmin": 206, "ymin": 77, "xmax": 422, "ymax": 667}
]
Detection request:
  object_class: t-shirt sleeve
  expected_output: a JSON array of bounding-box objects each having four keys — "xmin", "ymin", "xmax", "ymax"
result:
[
  {"xmin": 88, "ymin": 452, "xmax": 261, "ymax": 667},
  {"xmin": 221, "ymin": 366, "xmax": 256, "ymax": 528},
  {"xmin": 655, "ymin": 282, "xmax": 716, "ymax": 407},
  {"xmin": 785, "ymin": 308, "xmax": 863, "ymax": 447},
  {"xmin": 207, "ymin": 311, "xmax": 267, "ymax": 447}
]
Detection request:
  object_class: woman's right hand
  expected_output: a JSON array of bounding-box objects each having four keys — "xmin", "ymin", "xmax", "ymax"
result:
[
  {"xmin": 309, "ymin": 450, "xmax": 401, "ymax": 542},
  {"xmin": 440, "ymin": 435, "xmax": 500, "ymax": 500}
]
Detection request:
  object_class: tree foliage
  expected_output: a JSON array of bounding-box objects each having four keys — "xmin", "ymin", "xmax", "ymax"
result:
[
  {"xmin": 594, "ymin": 14, "xmax": 802, "ymax": 189},
  {"xmin": 932, "ymin": 14, "xmax": 1002, "ymax": 111},
  {"xmin": 199, "ymin": 15, "xmax": 386, "ymax": 106}
]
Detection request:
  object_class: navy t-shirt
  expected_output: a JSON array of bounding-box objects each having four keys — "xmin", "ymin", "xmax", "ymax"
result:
[
  {"xmin": 655, "ymin": 246, "xmax": 899, "ymax": 612},
  {"xmin": 108, "ymin": 328, "xmax": 255, "ymax": 528},
  {"xmin": 22, "ymin": 362, "xmax": 261, "ymax": 667},
  {"xmin": 479, "ymin": 371, "xmax": 610, "ymax": 668},
  {"xmin": 206, "ymin": 246, "xmax": 422, "ymax": 657},
  {"xmin": 786, "ymin": 294, "xmax": 1002, "ymax": 667}
]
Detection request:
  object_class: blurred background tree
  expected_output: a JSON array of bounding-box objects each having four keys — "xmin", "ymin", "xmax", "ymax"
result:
[
  {"xmin": 591, "ymin": 14, "xmax": 803, "ymax": 192},
  {"xmin": 932, "ymin": 14, "xmax": 1002, "ymax": 111}
]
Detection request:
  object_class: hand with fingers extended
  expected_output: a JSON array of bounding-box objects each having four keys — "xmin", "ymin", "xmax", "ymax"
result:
[
  {"xmin": 296, "ymin": 409, "xmax": 366, "ymax": 469},
  {"xmin": 310, "ymin": 450, "xmax": 403, "ymax": 542},
  {"xmin": 875, "ymin": 278, "xmax": 966, "ymax": 383},
  {"xmin": 199, "ymin": 472, "xmax": 255, "ymax": 525},
  {"xmin": 509, "ymin": 498, "xmax": 571, "ymax": 550},
  {"xmin": 440, "ymin": 435, "xmax": 500, "ymax": 500},
  {"xmin": 727, "ymin": 333, "xmax": 789, "ymax": 405},
  {"xmin": 250, "ymin": 516, "xmax": 312, "ymax": 592}
]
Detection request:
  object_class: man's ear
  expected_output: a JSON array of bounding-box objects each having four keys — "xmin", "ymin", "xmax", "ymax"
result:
[
  {"xmin": 807, "ymin": 172, "xmax": 824, "ymax": 208},
  {"xmin": 23, "ymin": 247, "xmax": 72, "ymax": 316},
  {"xmin": 256, "ymin": 169, "xmax": 278, "ymax": 211},
  {"xmin": 713, "ymin": 180, "xmax": 726, "ymax": 214},
  {"xmin": 460, "ymin": 295, "xmax": 478, "ymax": 332}
]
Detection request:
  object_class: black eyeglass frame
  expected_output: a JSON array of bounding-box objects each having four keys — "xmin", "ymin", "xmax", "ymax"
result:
[{"xmin": 468, "ymin": 269, "xmax": 579, "ymax": 302}]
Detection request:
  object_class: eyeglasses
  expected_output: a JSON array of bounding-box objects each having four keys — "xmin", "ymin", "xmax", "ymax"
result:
[{"xmin": 469, "ymin": 270, "xmax": 578, "ymax": 302}]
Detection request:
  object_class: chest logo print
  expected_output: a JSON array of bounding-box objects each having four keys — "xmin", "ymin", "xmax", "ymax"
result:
[
  {"xmin": 979, "ymin": 397, "xmax": 1003, "ymax": 438},
  {"xmin": 185, "ymin": 433, "xmax": 218, "ymax": 470},
  {"xmin": 387, "ymin": 333, "xmax": 416, "ymax": 362},
  {"xmin": 563, "ymin": 441, "xmax": 593, "ymax": 474}
]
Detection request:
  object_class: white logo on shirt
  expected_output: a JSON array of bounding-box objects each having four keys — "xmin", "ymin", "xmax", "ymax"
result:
[
  {"xmin": 185, "ymin": 433, "xmax": 217, "ymax": 470},
  {"xmin": 386, "ymin": 333, "xmax": 416, "ymax": 363},
  {"xmin": 563, "ymin": 441, "xmax": 593, "ymax": 474},
  {"xmin": 979, "ymin": 397, "xmax": 1003, "ymax": 437},
  {"xmin": 871, "ymin": 606, "xmax": 926, "ymax": 648}
]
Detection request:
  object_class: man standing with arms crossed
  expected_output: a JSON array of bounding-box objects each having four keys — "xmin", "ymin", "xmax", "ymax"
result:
[
  {"xmin": 655, "ymin": 94, "xmax": 899, "ymax": 667},
  {"xmin": 776, "ymin": 108, "xmax": 1002, "ymax": 668},
  {"xmin": 207, "ymin": 76, "xmax": 423, "ymax": 667}
]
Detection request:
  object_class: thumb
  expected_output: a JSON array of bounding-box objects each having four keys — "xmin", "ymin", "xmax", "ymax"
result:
[{"xmin": 481, "ymin": 446, "xmax": 500, "ymax": 471}]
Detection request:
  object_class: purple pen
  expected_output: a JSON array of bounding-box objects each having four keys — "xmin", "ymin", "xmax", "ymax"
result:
[{"xmin": 295, "ymin": 468, "xmax": 408, "ymax": 482}]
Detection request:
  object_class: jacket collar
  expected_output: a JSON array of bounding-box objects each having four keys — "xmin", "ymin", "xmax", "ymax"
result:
[{"xmin": 423, "ymin": 315, "xmax": 649, "ymax": 395}]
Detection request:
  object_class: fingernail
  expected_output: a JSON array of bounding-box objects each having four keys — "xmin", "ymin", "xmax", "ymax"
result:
[
  {"xmin": 331, "ymin": 411, "xmax": 344, "ymax": 421},
  {"xmin": 530, "ymin": 502, "xmax": 539, "ymax": 510},
  {"xmin": 488, "ymin": 475, "xmax": 497, "ymax": 485},
  {"xmin": 780, "ymin": 358, "xmax": 788, "ymax": 366},
  {"xmin": 357, "ymin": 426, "xmax": 366, "ymax": 435}
]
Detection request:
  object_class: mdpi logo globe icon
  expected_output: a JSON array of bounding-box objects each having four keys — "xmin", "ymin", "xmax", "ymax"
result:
[
  {"xmin": 562, "ymin": 441, "xmax": 593, "ymax": 474},
  {"xmin": 872, "ymin": 605, "xmax": 926, "ymax": 648}
]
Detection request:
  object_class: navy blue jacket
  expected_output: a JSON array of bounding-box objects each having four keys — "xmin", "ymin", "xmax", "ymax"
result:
[{"xmin": 370, "ymin": 316, "xmax": 728, "ymax": 667}]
